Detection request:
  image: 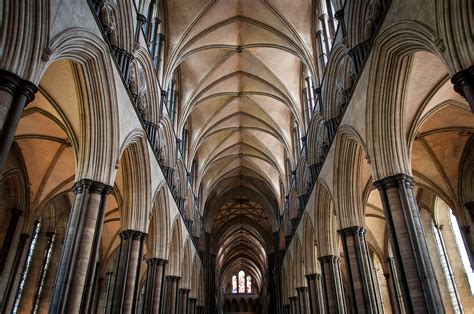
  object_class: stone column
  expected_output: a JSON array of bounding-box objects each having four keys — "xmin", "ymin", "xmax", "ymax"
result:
[
  {"xmin": 348, "ymin": 41, "xmax": 370, "ymax": 75},
  {"xmin": 324, "ymin": 117, "xmax": 339, "ymax": 144},
  {"xmin": 0, "ymin": 70, "xmax": 37, "ymax": 169},
  {"xmin": 451, "ymin": 65, "xmax": 474, "ymax": 112},
  {"xmin": 196, "ymin": 304, "xmax": 204, "ymax": 314},
  {"xmin": 143, "ymin": 258, "xmax": 167, "ymax": 314},
  {"xmin": 188, "ymin": 297, "xmax": 197, "ymax": 314},
  {"xmin": 305, "ymin": 273, "xmax": 324, "ymax": 314},
  {"xmin": 49, "ymin": 179, "xmax": 112, "ymax": 313},
  {"xmin": 164, "ymin": 276, "xmax": 180, "ymax": 314},
  {"xmin": 338, "ymin": 226, "xmax": 381, "ymax": 313},
  {"xmin": 296, "ymin": 287, "xmax": 310, "ymax": 314},
  {"xmin": 110, "ymin": 230, "xmax": 147, "ymax": 314},
  {"xmin": 0, "ymin": 208, "xmax": 23, "ymax": 274},
  {"xmin": 384, "ymin": 257, "xmax": 403, "ymax": 314},
  {"xmin": 0, "ymin": 232, "xmax": 30, "ymax": 313},
  {"xmin": 289, "ymin": 296, "xmax": 299, "ymax": 314},
  {"xmin": 374, "ymin": 174, "xmax": 445, "ymax": 313},
  {"xmin": 112, "ymin": 47, "xmax": 134, "ymax": 83},
  {"xmin": 318, "ymin": 255, "xmax": 346, "ymax": 313},
  {"xmin": 177, "ymin": 288, "xmax": 190, "ymax": 314}
]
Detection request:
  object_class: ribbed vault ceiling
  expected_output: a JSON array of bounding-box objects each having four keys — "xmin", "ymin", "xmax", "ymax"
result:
[{"xmin": 166, "ymin": 0, "xmax": 316, "ymax": 292}]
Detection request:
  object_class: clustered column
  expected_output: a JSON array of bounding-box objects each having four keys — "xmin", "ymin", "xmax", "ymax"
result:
[
  {"xmin": 188, "ymin": 297, "xmax": 197, "ymax": 314},
  {"xmin": 164, "ymin": 275, "xmax": 180, "ymax": 313},
  {"xmin": 143, "ymin": 258, "xmax": 167, "ymax": 313},
  {"xmin": 374, "ymin": 174, "xmax": 444, "ymax": 313},
  {"xmin": 289, "ymin": 296, "xmax": 299, "ymax": 314},
  {"xmin": 0, "ymin": 70, "xmax": 37, "ymax": 169},
  {"xmin": 318, "ymin": 255, "xmax": 346, "ymax": 313},
  {"xmin": 296, "ymin": 286, "xmax": 310, "ymax": 314},
  {"xmin": 338, "ymin": 226, "xmax": 380, "ymax": 313},
  {"xmin": 110, "ymin": 230, "xmax": 147, "ymax": 313},
  {"xmin": 305, "ymin": 273, "xmax": 324, "ymax": 314},
  {"xmin": 49, "ymin": 179, "xmax": 113, "ymax": 313},
  {"xmin": 177, "ymin": 288, "xmax": 190, "ymax": 314}
]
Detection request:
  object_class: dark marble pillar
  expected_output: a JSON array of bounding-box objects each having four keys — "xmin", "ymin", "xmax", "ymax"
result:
[
  {"xmin": 0, "ymin": 70, "xmax": 37, "ymax": 169},
  {"xmin": 348, "ymin": 41, "xmax": 370, "ymax": 75},
  {"xmin": 296, "ymin": 287, "xmax": 310, "ymax": 314},
  {"xmin": 196, "ymin": 304, "xmax": 204, "ymax": 314},
  {"xmin": 188, "ymin": 297, "xmax": 197, "ymax": 314},
  {"xmin": 49, "ymin": 179, "xmax": 112, "ymax": 313},
  {"xmin": 305, "ymin": 273, "xmax": 323, "ymax": 314},
  {"xmin": 318, "ymin": 255, "xmax": 346, "ymax": 313},
  {"xmin": 143, "ymin": 258, "xmax": 167, "ymax": 314},
  {"xmin": 178, "ymin": 288, "xmax": 190, "ymax": 314},
  {"xmin": 452, "ymin": 65, "xmax": 474, "ymax": 112},
  {"xmin": 289, "ymin": 296, "xmax": 299, "ymax": 314},
  {"xmin": 324, "ymin": 117, "xmax": 339, "ymax": 144},
  {"xmin": 338, "ymin": 226, "xmax": 381, "ymax": 313},
  {"xmin": 335, "ymin": 9, "xmax": 347, "ymax": 38},
  {"xmin": 374, "ymin": 174, "xmax": 445, "ymax": 313},
  {"xmin": 164, "ymin": 276, "xmax": 181, "ymax": 314},
  {"xmin": 112, "ymin": 46, "xmax": 134, "ymax": 83},
  {"xmin": 384, "ymin": 257, "xmax": 403, "ymax": 314},
  {"xmin": 0, "ymin": 233, "xmax": 29, "ymax": 313},
  {"xmin": 110, "ymin": 230, "xmax": 147, "ymax": 313},
  {"xmin": 0, "ymin": 208, "xmax": 23, "ymax": 274}
]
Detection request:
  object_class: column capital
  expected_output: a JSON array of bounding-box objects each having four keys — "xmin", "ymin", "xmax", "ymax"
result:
[
  {"xmin": 147, "ymin": 257, "xmax": 168, "ymax": 265},
  {"xmin": 166, "ymin": 275, "xmax": 181, "ymax": 282},
  {"xmin": 305, "ymin": 273, "xmax": 321, "ymax": 280},
  {"xmin": 296, "ymin": 286, "xmax": 308, "ymax": 292},
  {"xmin": 120, "ymin": 229, "xmax": 147, "ymax": 240},
  {"xmin": 0, "ymin": 70, "xmax": 22, "ymax": 94},
  {"xmin": 373, "ymin": 173, "xmax": 414, "ymax": 190},
  {"xmin": 318, "ymin": 255, "xmax": 339, "ymax": 263},
  {"xmin": 73, "ymin": 178, "xmax": 113, "ymax": 195},
  {"xmin": 137, "ymin": 13, "xmax": 147, "ymax": 23},
  {"xmin": 0, "ymin": 70, "xmax": 37, "ymax": 102},
  {"xmin": 334, "ymin": 9, "xmax": 345, "ymax": 20},
  {"xmin": 337, "ymin": 225, "xmax": 365, "ymax": 236},
  {"xmin": 451, "ymin": 66, "xmax": 474, "ymax": 107}
]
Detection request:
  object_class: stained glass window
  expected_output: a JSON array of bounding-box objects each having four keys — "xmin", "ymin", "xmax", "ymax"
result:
[
  {"xmin": 246, "ymin": 275, "xmax": 251, "ymax": 293},
  {"xmin": 232, "ymin": 275, "xmax": 237, "ymax": 293},
  {"xmin": 13, "ymin": 220, "xmax": 41, "ymax": 313},
  {"xmin": 238, "ymin": 271, "xmax": 245, "ymax": 293}
]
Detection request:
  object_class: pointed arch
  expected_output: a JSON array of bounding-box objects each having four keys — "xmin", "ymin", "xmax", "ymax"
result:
[
  {"xmin": 118, "ymin": 129, "xmax": 152, "ymax": 231},
  {"xmin": 314, "ymin": 179, "xmax": 338, "ymax": 256},
  {"xmin": 333, "ymin": 126, "xmax": 368, "ymax": 228},
  {"xmin": 148, "ymin": 182, "xmax": 170, "ymax": 259},
  {"xmin": 168, "ymin": 216, "xmax": 183, "ymax": 276}
]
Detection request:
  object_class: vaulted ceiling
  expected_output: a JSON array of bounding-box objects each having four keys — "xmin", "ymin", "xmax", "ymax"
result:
[{"xmin": 164, "ymin": 0, "xmax": 317, "ymax": 292}]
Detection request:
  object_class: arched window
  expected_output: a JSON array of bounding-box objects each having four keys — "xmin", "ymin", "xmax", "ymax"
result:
[
  {"xmin": 13, "ymin": 220, "xmax": 41, "ymax": 312},
  {"xmin": 432, "ymin": 221, "xmax": 462, "ymax": 312},
  {"xmin": 232, "ymin": 275, "xmax": 237, "ymax": 293},
  {"xmin": 231, "ymin": 270, "xmax": 253, "ymax": 294},
  {"xmin": 246, "ymin": 275, "xmax": 252, "ymax": 293},
  {"xmin": 449, "ymin": 210, "xmax": 474, "ymax": 294},
  {"xmin": 238, "ymin": 270, "xmax": 245, "ymax": 293}
]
